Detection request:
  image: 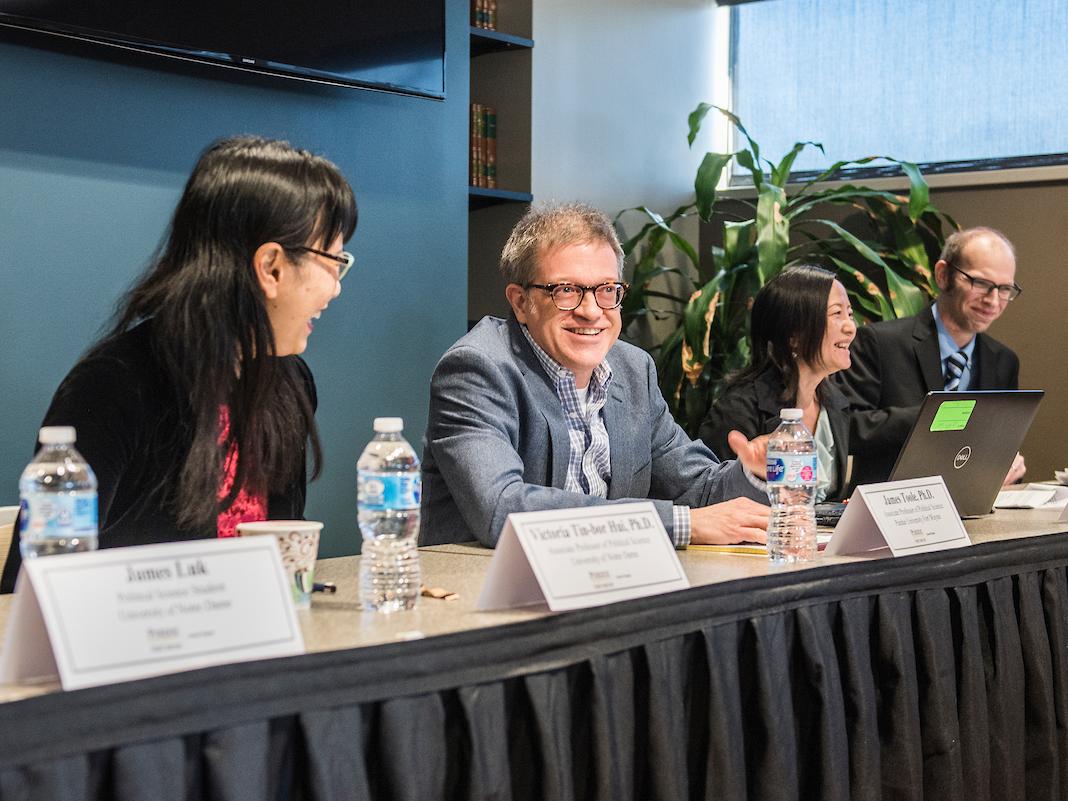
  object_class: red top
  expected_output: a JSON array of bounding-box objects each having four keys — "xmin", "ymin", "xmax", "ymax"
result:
[{"xmin": 216, "ymin": 406, "xmax": 267, "ymax": 538}]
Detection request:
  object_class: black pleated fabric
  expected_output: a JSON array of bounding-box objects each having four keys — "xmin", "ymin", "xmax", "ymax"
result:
[{"xmin": 3, "ymin": 535, "xmax": 1068, "ymax": 801}]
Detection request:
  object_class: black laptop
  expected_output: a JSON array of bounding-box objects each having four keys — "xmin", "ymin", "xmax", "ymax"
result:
[{"xmin": 887, "ymin": 390, "xmax": 1044, "ymax": 517}]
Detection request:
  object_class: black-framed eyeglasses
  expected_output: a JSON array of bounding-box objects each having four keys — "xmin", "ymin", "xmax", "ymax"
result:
[
  {"xmin": 949, "ymin": 263, "xmax": 1021, "ymax": 301},
  {"xmin": 526, "ymin": 281, "xmax": 629, "ymax": 311},
  {"xmin": 294, "ymin": 246, "xmax": 355, "ymax": 281}
]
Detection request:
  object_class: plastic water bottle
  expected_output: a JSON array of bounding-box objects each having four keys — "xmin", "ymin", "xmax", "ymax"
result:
[
  {"xmin": 765, "ymin": 409, "xmax": 817, "ymax": 563},
  {"xmin": 19, "ymin": 426, "xmax": 99, "ymax": 559},
  {"xmin": 357, "ymin": 417, "xmax": 422, "ymax": 612}
]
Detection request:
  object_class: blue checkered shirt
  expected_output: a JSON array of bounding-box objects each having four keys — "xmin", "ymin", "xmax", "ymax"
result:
[{"xmin": 521, "ymin": 326, "xmax": 692, "ymax": 546}]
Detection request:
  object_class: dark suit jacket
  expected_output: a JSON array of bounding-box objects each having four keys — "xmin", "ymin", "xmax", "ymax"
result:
[
  {"xmin": 837, "ymin": 307, "xmax": 1019, "ymax": 486},
  {"xmin": 1, "ymin": 321, "xmax": 312, "ymax": 593},
  {"xmin": 698, "ymin": 366, "xmax": 852, "ymax": 501},
  {"xmin": 419, "ymin": 316, "xmax": 766, "ymax": 547}
]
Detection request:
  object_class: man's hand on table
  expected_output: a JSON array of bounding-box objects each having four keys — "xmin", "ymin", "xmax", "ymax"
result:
[{"xmin": 690, "ymin": 497, "xmax": 769, "ymax": 545}]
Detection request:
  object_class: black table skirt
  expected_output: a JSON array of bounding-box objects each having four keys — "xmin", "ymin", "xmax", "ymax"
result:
[{"xmin": 2, "ymin": 533, "xmax": 1068, "ymax": 801}]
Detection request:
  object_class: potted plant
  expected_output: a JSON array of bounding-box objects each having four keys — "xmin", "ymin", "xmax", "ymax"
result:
[{"xmin": 616, "ymin": 104, "xmax": 958, "ymax": 436}]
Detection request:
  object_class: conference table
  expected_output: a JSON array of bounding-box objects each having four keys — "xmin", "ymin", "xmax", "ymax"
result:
[{"xmin": 0, "ymin": 508, "xmax": 1066, "ymax": 801}]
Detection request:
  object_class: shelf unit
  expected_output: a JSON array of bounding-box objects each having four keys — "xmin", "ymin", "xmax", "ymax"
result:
[
  {"xmin": 467, "ymin": 3, "xmax": 533, "ymax": 324},
  {"xmin": 470, "ymin": 27, "xmax": 533, "ymax": 56},
  {"xmin": 469, "ymin": 186, "xmax": 533, "ymax": 208}
]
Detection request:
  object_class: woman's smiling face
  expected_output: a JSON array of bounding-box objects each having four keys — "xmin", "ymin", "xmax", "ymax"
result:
[
  {"xmin": 814, "ymin": 279, "xmax": 856, "ymax": 375},
  {"xmin": 266, "ymin": 234, "xmax": 344, "ymax": 356}
]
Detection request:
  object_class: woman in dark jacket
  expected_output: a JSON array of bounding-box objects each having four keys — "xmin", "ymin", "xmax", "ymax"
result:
[
  {"xmin": 699, "ymin": 265, "xmax": 857, "ymax": 502},
  {"xmin": 2, "ymin": 136, "xmax": 357, "ymax": 592}
]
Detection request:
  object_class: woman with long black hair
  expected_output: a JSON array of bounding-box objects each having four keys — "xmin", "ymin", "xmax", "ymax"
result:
[
  {"xmin": 2, "ymin": 136, "xmax": 357, "ymax": 591},
  {"xmin": 699, "ymin": 264, "xmax": 857, "ymax": 502}
]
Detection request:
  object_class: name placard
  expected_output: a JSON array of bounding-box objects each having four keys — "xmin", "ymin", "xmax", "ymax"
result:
[
  {"xmin": 476, "ymin": 502, "xmax": 689, "ymax": 611},
  {"xmin": 825, "ymin": 476, "xmax": 972, "ymax": 558},
  {"xmin": 0, "ymin": 537, "xmax": 304, "ymax": 690}
]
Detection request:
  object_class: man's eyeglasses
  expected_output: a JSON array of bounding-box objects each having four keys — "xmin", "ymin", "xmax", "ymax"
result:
[
  {"xmin": 949, "ymin": 263, "xmax": 1021, "ymax": 301},
  {"xmin": 294, "ymin": 246, "xmax": 355, "ymax": 281},
  {"xmin": 526, "ymin": 281, "xmax": 629, "ymax": 311}
]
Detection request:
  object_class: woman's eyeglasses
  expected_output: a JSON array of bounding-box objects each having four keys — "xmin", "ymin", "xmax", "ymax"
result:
[{"xmin": 294, "ymin": 246, "xmax": 355, "ymax": 281}]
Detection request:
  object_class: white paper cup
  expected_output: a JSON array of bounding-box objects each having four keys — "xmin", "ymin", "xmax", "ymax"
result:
[{"xmin": 235, "ymin": 520, "xmax": 323, "ymax": 609}]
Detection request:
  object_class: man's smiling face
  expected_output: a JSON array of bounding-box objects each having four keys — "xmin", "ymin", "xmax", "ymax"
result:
[{"xmin": 508, "ymin": 241, "xmax": 622, "ymax": 388}]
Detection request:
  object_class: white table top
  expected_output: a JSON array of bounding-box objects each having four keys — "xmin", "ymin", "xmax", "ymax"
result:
[{"xmin": 0, "ymin": 506, "xmax": 1062, "ymax": 704}]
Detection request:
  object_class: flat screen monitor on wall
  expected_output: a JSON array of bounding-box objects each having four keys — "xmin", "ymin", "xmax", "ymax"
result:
[{"xmin": 0, "ymin": 0, "xmax": 446, "ymax": 99}]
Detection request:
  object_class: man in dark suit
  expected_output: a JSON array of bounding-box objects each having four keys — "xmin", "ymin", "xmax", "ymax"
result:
[{"xmin": 838, "ymin": 227, "xmax": 1024, "ymax": 487}]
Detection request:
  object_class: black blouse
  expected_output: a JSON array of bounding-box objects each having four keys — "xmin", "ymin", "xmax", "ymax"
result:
[
  {"xmin": 698, "ymin": 365, "xmax": 852, "ymax": 501},
  {"xmin": 1, "ymin": 321, "xmax": 313, "ymax": 593}
]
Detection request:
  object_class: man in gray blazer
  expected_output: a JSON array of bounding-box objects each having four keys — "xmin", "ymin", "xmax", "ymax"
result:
[
  {"xmin": 838, "ymin": 226, "xmax": 1024, "ymax": 487},
  {"xmin": 420, "ymin": 203, "xmax": 770, "ymax": 548}
]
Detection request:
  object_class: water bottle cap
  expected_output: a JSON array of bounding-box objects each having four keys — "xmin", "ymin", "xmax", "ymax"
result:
[
  {"xmin": 373, "ymin": 417, "xmax": 404, "ymax": 433},
  {"xmin": 39, "ymin": 426, "xmax": 76, "ymax": 444},
  {"xmin": 779, "ymin": 408, "xmax": 803, "ymax": 420}
]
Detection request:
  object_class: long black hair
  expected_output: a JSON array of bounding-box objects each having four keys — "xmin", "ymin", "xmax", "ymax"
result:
[
  {"xmin": 100, "ymin": 136, "xmax": 357, "ymax": 529},
  {"xmin": 728, "ymin": 264, "xmax": 836, "ymax": 405}
]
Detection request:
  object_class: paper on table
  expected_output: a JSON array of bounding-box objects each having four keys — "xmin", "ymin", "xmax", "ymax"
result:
[
  {"xmin": 994, "ymin": 488, "xmax": 1057, "ymax": 509},
  {"xmin": 688, "ymin": 532, "xmax": 834, "ymax": 557},
  {"xmin": 1028, "ymin": 482, "xmax": 1068, "ymax": 502}
]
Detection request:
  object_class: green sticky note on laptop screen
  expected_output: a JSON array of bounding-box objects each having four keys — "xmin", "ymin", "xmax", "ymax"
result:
[{"xmin": 930, "ymin": 400, "xmax": 976, "ymax": 431}]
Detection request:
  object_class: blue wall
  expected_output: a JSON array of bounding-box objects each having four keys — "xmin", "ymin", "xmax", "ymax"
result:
[{"xmin": 0, "ymin": 3, "xmax": 469, "ymax": 558}]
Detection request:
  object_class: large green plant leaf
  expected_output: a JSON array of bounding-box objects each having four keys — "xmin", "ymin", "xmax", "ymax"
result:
[
  {"xmin": 641, "ymin": 288, "xmax": 691, "ymax": 304},
  {"xmin": 615, "ymin": 203, "xmax": 695, "ymax": 256},
  {"xmin": 687, "ymin": 103, "xmax": 714, "ymax": 147},
  {"xmin": 755, "ymin": 184, "xmax": 789, "ymax": 281},
  {"xmin": 616, "ymin": 206, "xmax": 699, "ymax": 270},
  {"xmin": 622, "ymin": 263, "xmax": 687, "ymax": 315},
  {"xmin": 695, "ymin": 152, "xmax": 734, "ymax": 222},
  {"xmin": 735, "ymin": 149, "xmax": 764, "ymax": 191},
  {"xmin": 867, "ymin": 199, "xmax": 938, "ymax": 294},
  {"xmin": 797, "ymin": 155, "xmax": 883, "ymax": 193},
  {"xmin": 899, "ymin": 161, "xmax": 930, "ymax": 222},
  {"xmin": 708, "ymin": 105, "xmax": 763, "ymax": 169},
  {"xmin": 828, "ymin": 255, "xmax": 895, "ymax": 321},
  {"xmin": 721, "ymin": 220, "xmax": 756, "ymax": 270},
  {"xmin": 770, "ymin": 141, "xmax": 824, "ymax": 187},
  {"xmin": 796, "ymin": 156, "xmax": 931, "ymax": 222},
  {"xmin": 655, "ymin": 324, "xmax": 686, "ymax": 413},
  {"xmin": 689, "ymin": 103, "xmax": 770, "ymax": 188},
  {"xmin": 786, "ymin": 185, "xmax": 912, "ymax": 219},
  {"xmin": 812, "ymin": 218, "xmax": 925, "ymax": 317},
  {"xmin": 681, "ymin": 278, "xmax": 722, "ymax": 364}
]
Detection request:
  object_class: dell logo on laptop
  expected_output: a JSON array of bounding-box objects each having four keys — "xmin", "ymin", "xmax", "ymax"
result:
[{"xmin": 953, "ymin": 446, "xmax": 972, "ymax": 469}]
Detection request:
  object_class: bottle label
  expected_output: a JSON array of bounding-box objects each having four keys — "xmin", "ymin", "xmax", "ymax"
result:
[
  {"xmin": 766, "ymin": 454, "xmax": 817, "ymax": 485},
  {"xmin": 358, "ymin": 471, "xmax": 421, "ymax": 510},
  {"xmin": 20, "ymin": 491, "xmax": 98, "ymax": 539}
]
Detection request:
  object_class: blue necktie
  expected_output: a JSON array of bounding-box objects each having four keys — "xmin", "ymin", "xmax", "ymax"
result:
[{"xmin": 944, "ymin": 349, "xmax": 968, "ymax": 391}]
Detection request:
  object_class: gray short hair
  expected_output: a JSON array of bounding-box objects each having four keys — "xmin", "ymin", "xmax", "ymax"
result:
[
  {"xmin": 499, "ymin": 202, "xmax": 624, "ymax": 286},
  {"xmin": 940, "ymin": 226, "xmax": 1015, "ymax": 268}
]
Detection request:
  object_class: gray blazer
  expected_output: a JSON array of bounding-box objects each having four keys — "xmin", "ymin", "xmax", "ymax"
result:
[{"xmin": 420, "ymin": 316, "xmax": 766, "ymax": 547}]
